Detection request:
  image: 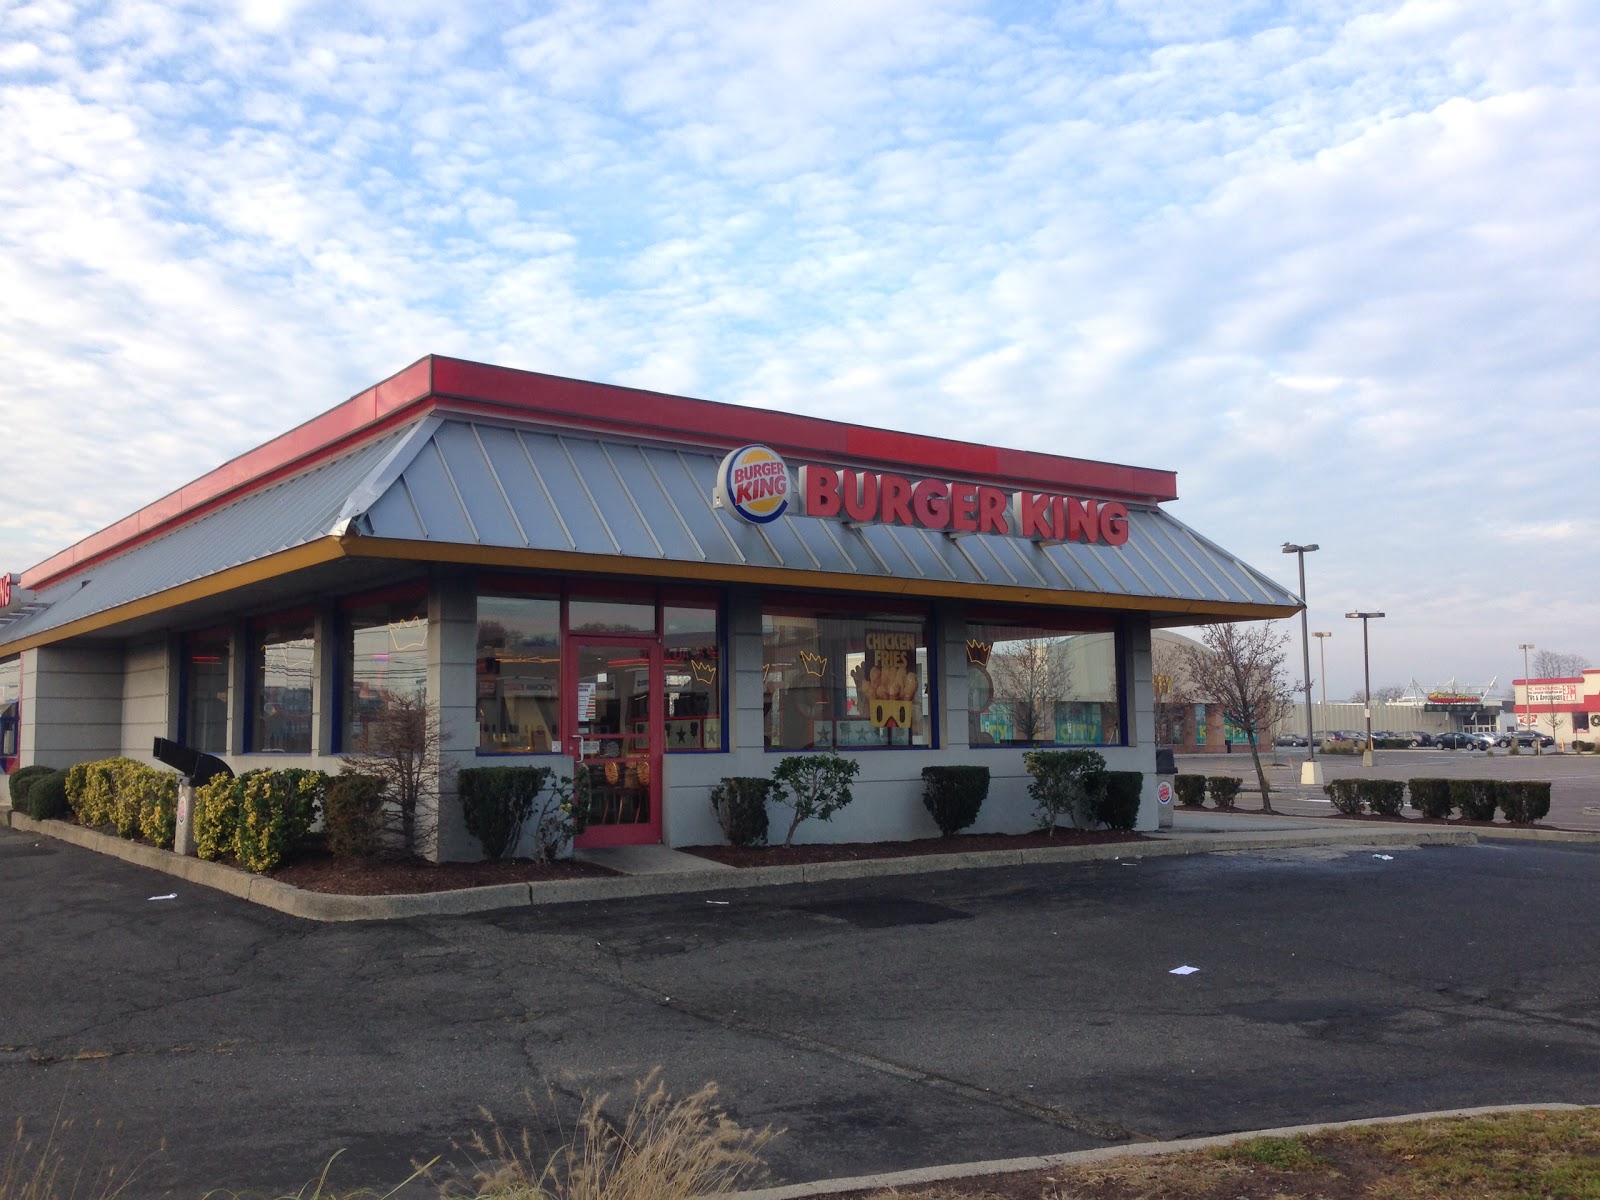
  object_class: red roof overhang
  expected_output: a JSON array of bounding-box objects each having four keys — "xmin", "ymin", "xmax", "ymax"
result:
[{"xmin": 21, "ymin": 355, "xmax": 1180, "ymax": 590}]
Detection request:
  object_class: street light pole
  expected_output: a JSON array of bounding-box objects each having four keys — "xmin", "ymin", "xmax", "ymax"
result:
[
  {"xmin": 1519, "ymin": 642, "xmax": 1537, "ymax": 755},
  {"xmin": 1313, "ymin": 631, "xmax": 1332, "ymax": 735},
  {"xmin": 1282, "ymin": 543, "xmax": 1320, "ymax": 784},
  {"xmin": 1346, "ymin": 612, "xmax": 1385, "ymax": 767}
]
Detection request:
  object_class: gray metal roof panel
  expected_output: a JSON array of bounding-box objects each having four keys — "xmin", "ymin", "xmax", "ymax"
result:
[
  {"xmin": 0, "ymin": 429, "xmax": 411, "ymax": 644},
  {"xmin": 4, "ymin": 418, "xmax": 1301, "ymax": 651}
]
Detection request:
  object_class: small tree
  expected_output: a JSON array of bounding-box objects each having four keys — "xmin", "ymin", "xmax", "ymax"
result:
[
  {"xmin": 1022, "ymin": 748, "xmax": 1106, "ymax": 833},
  {"xmin": 988, "ymin": 636, "xmax": 1071, "ymax": 742},
  {"xmin": 1182, "ymin": 623, "xmax": 1295, "ymax": 812},
  {"xmin": 1151, "ymin": 640, "xmax": 1193, "ymax": 746},
  {"xmin": 343, "ymin": 690, "xmax": 453, "ymax": 858},
  {"xmin": 1347, "ymin": 684, "xmax": 1405, "ymax": 703},
  {"xmin": 770, "ymin": 752, "xmax": 860, "ymax": 846}
]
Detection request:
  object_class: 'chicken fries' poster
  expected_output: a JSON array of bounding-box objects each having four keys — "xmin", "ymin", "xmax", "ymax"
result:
[{"xmin": 853, "ymin": 629, "xmax": 920, "ymax": 730}]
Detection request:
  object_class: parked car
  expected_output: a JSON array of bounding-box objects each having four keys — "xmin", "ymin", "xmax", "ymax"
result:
[
  {"xmin": 1436, "ymin": 731, "xmax": 1486, "ymax": 750},
  {"xmin": 1274, "ymin": 733, "xmax": 1309, "ymax": 747},
  {"xmin": 1505, "ymin": 730, "xmax": 1555, "ymax": 749},
  {"xmin": 1409, "ymin": 731, "xmax": 1438, "ymax": 748}
]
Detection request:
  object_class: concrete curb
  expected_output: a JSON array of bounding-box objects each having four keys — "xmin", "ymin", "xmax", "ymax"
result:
[
  {"xmin": 727, "ymin": 1103, "xmax": 1593, "ymax": 1200},
  {"xmin": 2, "ymin": 805, "xmax": 1498, "ymax": 922}
]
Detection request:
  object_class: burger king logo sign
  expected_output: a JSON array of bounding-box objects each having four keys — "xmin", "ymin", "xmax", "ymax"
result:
[{"xmin": 713, "ymin": 445, "xmax": 790, "ymax": 524}]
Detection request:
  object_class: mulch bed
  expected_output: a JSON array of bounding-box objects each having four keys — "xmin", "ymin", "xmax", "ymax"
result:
[
  {"xmin": 268, "ymin": 848, "xmax": 620, "ymax": 895},
  {"xmin": 680, "ymin": 827, "xmax": 1145, "ymax": 868}
]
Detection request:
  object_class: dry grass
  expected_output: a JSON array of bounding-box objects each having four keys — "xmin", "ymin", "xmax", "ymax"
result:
[
  {"xmin": 0, "ymin": 1116, "xmax": 142, "ymax": 1200},
  {"xmin": 451, "ymin": 1070, "xmax": 776, "ymax": 1200}
]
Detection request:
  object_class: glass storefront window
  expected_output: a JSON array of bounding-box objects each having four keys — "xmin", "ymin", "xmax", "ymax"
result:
[
  {"xmin": 477, "ymin": 594, "xmax": 561, "ymax": 754},
  {"xmin": 343, "ymin": 593, "xmax": 428, "ymax": 752},
  {"xmin": 569, "ymin": 597, "xmax": 654, "ymax": 634},
  {"xmin": 0, "ymin": 657, "xmax": 20, "ymax": 760},
  {"xmin": 664, "ymin": 604, "xmax": 721, "ymax": 752},
  {"xmin": 252, "ymin": 615, "xmax": 314, "ymax": 753},
  {"xmin": 966, "ymin": 619, "xmax": 1120, "ymax": 747},
  {"xmin": 762, "ymin": 607, "xmax": 931, "ymax": 750},
  {"xmin": 184, "ymin": 630, "xmax": 232, "ymax": 753}
]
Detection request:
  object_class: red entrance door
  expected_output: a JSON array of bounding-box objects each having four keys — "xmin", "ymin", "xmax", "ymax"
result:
[{"xmin": 569, "ymin": 636, "xmax": 663, "ymax": 847}]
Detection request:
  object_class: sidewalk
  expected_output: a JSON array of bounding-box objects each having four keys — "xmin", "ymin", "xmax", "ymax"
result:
[{"xmin": 2, "ymin": 804, "xmax": 1491, "ymax": 923}]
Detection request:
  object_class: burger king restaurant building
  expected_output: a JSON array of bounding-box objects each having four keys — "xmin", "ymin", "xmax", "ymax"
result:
[{"xmin": 0, "ymin": 357, "xmax": 1301, "ymax": 859}]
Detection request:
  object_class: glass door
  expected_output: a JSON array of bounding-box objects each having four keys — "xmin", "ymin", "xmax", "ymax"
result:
[{"xmin": 569, "ymin": 636, "xmax": 662, "ymax": 847}]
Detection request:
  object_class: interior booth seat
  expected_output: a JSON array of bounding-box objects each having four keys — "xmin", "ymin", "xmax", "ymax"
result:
[{"xmin": 0, "ymin": 356, "xmax": 1302, "ymax": 859}]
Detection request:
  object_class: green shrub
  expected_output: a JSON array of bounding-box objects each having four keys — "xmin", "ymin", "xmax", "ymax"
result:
[
  {"xmin": 459, "ymin": 765, "xmax": 554, "ymax": 860},
  {"xmin": 193, "ymin": 774, "xmax": 239, "ymax": 861},
  {"xmin": 1174, "ymin": 774, "xmax": 1207, "ymax": 807},
  {"xmin": 1374, "ymin": 738, "xmax": 1411, "ymax": 750},
  {"xmin": 920, "ymin": 766, "xmax": 989, "ymax": 837},
  {"xmin": 1450, "ymin": 779, "xmax": 1498, "ymax": 821},
  {"xmin": 1324, "ymin": 778, "xmax": 1363, "ymax": 815},
  {"xmin": 1096, "ymin": 771, "xmax": 1144, "ymax": 831},
  {"xmin": 1361, "ymin": 779, "xmax": 1406, "ymax": 816},
  {"xmin": 234, "ymin": 769, "xmax": 325, "ymax": 873},
  {"xmin": 1408, "ymin": 778, "xmax": 1453, "ymax": 819},
  {"xmin": 1320, "ymin": 741, "xmax": 1358, "ymax": 755},
  {"xmin": 135, "ymin": 770, "xmax": 180, "ymax": 849},
  {"xmin": 1500, "ymin": 780, "xmax": 1552, "ymax": 824},
  {"xmin": 771, "ymin": 752, "xmax": 861, "ymax": 847},
  {"xmin": 710, "ymin": 777, "xmax": 773, "ymax": 847},
  {"xmin": 1575, "ymin": 740, "xmax": 1594, "ymax": 753},
  {"xmin": 1205, "ymin": 775, "xmax": 1242, "ymax": 810},
  {"xmin": 324, "ymin": 773, "xmax": 386, "ymax": 859},
  {"xmin": 21, "ymin": 770, "xmax": 69, "ymax": 820},
  {"xmin": 7, "ymin": 765, "xmax": 54, "ymax": 808},
  {"xmin": 1024, "ymin": 749, "xmax": 1107, "ymax": 832}
]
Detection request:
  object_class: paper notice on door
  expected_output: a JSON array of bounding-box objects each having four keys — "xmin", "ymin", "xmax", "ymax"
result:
[{"xmin": 578, "ymin": 682, "xmax": 597, "ymax": 722}]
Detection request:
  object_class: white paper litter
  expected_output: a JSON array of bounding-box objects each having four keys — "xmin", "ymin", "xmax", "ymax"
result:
[
  {"xmin": 1372, "ymin": 854, "xmax": 1394, "ymax": 861},
  {"xmin": 705, "ymin": 900, "xmax": 730, "ymax": 905},
  {"xmin": 148, "ymin": 893, "xmax": 177, "ymax": 901},
  {"xmin": 1169, "ymin": 965, "xmax": 1200, "ymax": 975}
]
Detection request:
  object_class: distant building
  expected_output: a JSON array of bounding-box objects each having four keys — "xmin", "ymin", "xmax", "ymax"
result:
[{"xmin": 1511, "ymin": 670, "xmax": 1600, "ymax": 745}]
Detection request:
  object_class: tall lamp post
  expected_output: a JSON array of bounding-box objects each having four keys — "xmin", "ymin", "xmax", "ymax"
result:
[
  {"xmin": 1282, "ymin": 543, "xmax": 1321, "ymax": 784},
  {"xmin": 1519, "ymin": 642, "xmax": 1538, "ymax": 755},
  {"xmin": 1345, "ymin": 611, "xmax": 1385, "ymax": 767},
  {"xmin": 1312, "ymin": 631, "xmax": 1332, "ymax": 734}
]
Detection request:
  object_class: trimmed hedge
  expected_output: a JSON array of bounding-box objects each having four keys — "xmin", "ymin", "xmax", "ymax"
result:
[
  {"xmin": 921, "ymin": 765, "xmax": 990, "ymax": 837},
  {"xmin": 710, "ymin": 777, "xmax": 773, "ymax": 847},
  {"xmin": 324, "ymin": 774, "xmax": 385, "ymax": 859},
  {"xmin": 1324, "ymin": 778, "xmax": 1362, "ymax": 814},
  {"xmin": 1450, "ymin": 779, "xmax": 1499, "ymax": 822},
  {"xmin": 60, "ymin": 758, "xmax": 181, "ymax": 847},
  {"xmin": 1500, "ymin": 780, "xmax": 1552, "ymax": 824},
  {"xmin": 1205, "ymin": 776, "xmax": 1242, "ymax": 810},
  {"xmin": 21, "ymin": 769, "xmax": 70, "ymax": 820},
  {"xmin": 1174, "ymin": 774, "xmax": 1207, "ymax": 808},
  {"xmin": 459, "ymin": 765, "xmax": 554, "ymax": 860},
  {"xmin": 7, "ymin": 765, "xmax": 54, "ymax": 808},
  {"xmin": 194, "ymin": 768, "xmax": 326, "ymax": 872},
  {"xmin": 1096, "ymin": 771, "xmax": 1144, "ymax": 831},
  {"xmin": 1408, "ymin": 778, "xmax": 1453, "ymax": 819},
  {"xmin": 1363, "ymin": 779, "xmax": 1406, "ymax": 817}
]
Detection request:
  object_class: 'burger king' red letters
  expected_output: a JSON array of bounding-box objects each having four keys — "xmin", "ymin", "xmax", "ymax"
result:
[{"xmin": 797, "ymin": 465, "xmax": 1129, "ymax": 546}]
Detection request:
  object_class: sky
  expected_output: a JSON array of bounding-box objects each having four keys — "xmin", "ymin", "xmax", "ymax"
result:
[{"xmin": 1, "ymin": 0, "xmax": 1596, "ymax": 701}]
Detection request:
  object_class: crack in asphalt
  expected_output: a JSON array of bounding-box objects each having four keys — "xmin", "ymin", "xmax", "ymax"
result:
[{"xmin": 579, "ymin": 946, "xmax": 1155, "ymax": 1146}]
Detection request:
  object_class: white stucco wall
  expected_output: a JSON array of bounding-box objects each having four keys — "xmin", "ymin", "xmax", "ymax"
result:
[
  {"xmin": 120, "ymin": 638, "xmax": 174, "ymax": 764},
  {"xmin": 20, "ymin": 644, "xmax": 124, "ymax": 767}
]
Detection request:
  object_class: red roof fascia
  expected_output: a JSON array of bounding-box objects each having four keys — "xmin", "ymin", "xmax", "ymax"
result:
[
  {"xmin": 429, "ymin": 357, "xmax": 1179, "ymax": 501},
  {"xmin": 22, "ymin": 354, "xmax": 1179, "ymax": 590},
  {"xmin": 22, "ymin": 359, "xmax": 436, "ymax": 589}
]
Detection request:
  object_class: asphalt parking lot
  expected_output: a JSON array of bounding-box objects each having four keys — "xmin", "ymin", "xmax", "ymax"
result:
[{"xmin": 4, "ymin": 826, "xmax": 1600, "ymax": 1197}]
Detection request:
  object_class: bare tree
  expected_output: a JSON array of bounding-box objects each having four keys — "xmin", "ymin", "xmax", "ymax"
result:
[
  {"xmin": 343, "ymin": 691, "xmax": 454, "ymax": 859},
  {"xmin": 1181, "ymin": 623, "xmax": 1295, "ymax": 812},
  {"xmin": 1532, "ymin": 650, "xmax": 1590, "ymax": 679},
  {"xmin": 1347, "ymin": 684, "xmax": 1404, "ymax": 704},
  {"xmin": 987, "ymin": 637, "xmax": 1072, "ymax": 743},
  {"xmin": 1151, "ymin": 639, "xmax": 1193, "ymax": 745}
]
